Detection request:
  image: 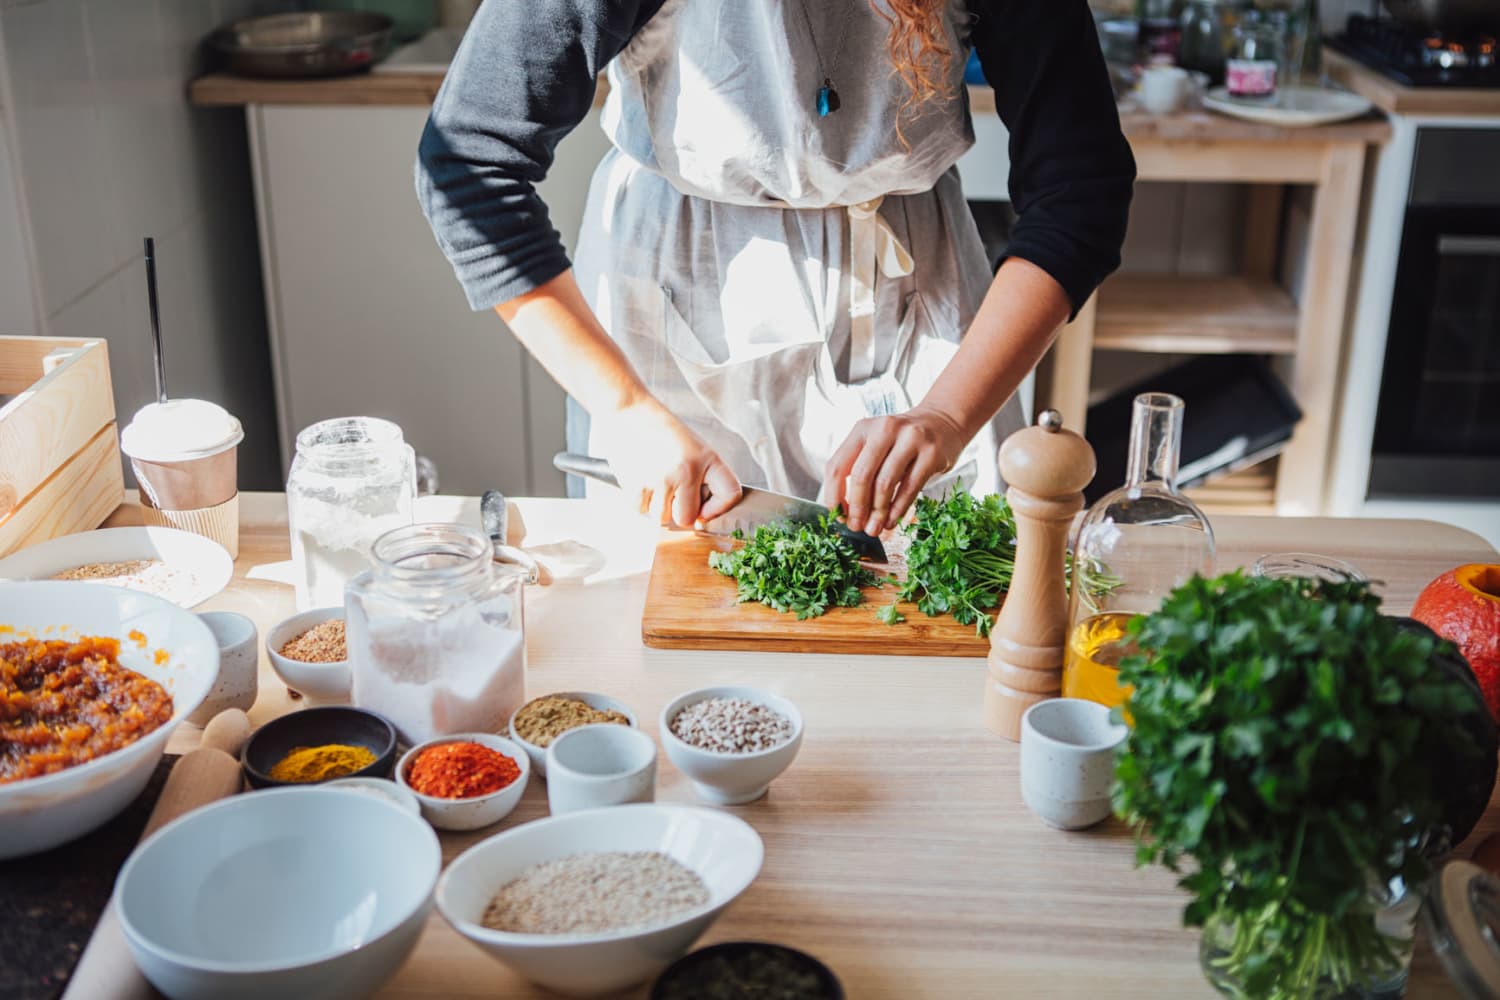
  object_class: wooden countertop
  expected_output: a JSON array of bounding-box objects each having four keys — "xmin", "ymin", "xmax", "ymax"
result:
[
  {"xmin": 190, "ymin": 70, "xmax": 1390, "ymax": 143},
  {"xmin": 1324, "ymin": 48, "xmax": 1500, "ymax": 117},
  {"xmin": 111, "ymin": 494, "xmax": 1497, "ymax": 999}
]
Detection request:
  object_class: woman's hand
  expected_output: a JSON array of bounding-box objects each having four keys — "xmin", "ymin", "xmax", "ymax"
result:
[
  {"xmin": 594, "ymin": 398, "xmax": 742, "ymax": 528},
  {"xmin": 822, "ymin": 405, "xmax": 967, "ymax": 535}
]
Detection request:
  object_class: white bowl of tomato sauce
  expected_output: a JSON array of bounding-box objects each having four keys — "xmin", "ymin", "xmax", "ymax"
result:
[{"xmin": 0, "ymin": 581, "xmax": 218, "ymax": 858}]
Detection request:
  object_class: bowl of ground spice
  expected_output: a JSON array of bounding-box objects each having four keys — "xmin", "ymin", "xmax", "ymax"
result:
[
  {"xmin": 660, "ymin": 685, "xmax": 803, "ymax": 805},
  {"xmin": 396, "ymin": 732, "xmax": 530, "ymax": 832},
  {"xmin": 266, "ymin": 607, "xmax": 350, "ymax": 707},
  {"xmin": 436, "ymin": 803, "xmax": 763, "ymax": 996},
  {"xmin": 508, "ymin": 691, "xmax": 636, "ymax": 777},
  {"xmin": 241, "ymin": 705, "xmax": 398, "ymax": 788}
]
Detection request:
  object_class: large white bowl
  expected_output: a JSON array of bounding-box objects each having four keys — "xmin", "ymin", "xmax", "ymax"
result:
[
  {"xmin": 116, "ymin": 787, "xmax": 441, "ymax": 1000},
  {"xmin": 0, "ymin": 526, "xmax": 233, "ymax": 607},
  {"xmin": 0, "ymin": 581, "xmax": 219, "ymax": 859},
  {"xmin": 660, "ymin": 685, "xmax": 804, "ymax": 805},
  {"xmin": 437, "ymin": 804, "xmax": 763, "ymax": 997}
]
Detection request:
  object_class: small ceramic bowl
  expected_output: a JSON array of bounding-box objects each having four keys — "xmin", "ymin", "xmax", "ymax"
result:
[
  {"xmin": 328, "ymin": 777, "xmax": 421, "ymax": 817},
  {"xmin": 508, "ymin": 691, "xmax": 638, "ymax": 778},
  {"xmin": 396, "ymin": 732, "xmax": 530, "ymax": 832},
  {"xmin": 266, "ymin": 606, "xmax": 350, "ymax": 707},
  {"xmin": 652, "ymin": 942, "xmax": 844, "ymax": 1000},
  {"xmin": 659, "ymin": 685, "xmax": 804, "ymax": 805},
  {"xmin": 242, "ymin": 706, "xmax": 398, "ymax": 789}
]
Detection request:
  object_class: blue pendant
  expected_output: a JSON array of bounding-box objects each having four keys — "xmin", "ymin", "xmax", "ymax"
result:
[{"xmin": 817, "ymin": 79, "xmax": 840, "ymax": 117}]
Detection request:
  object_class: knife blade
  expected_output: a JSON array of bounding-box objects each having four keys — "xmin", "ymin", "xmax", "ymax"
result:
[{"xmin": 552, "ymin": 452, "xmax": 888, "ymax": 562}]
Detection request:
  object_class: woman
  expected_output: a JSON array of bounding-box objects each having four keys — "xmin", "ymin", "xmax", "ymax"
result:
[{"xmin": 418, "ymin": 0, "xmax": 1132, "ymax": 534}]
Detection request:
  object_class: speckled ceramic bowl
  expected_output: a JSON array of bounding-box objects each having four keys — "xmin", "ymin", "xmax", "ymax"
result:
[
  {"xmin": 396, "ymin": 732, "xmax": 530, "ymax": 832},
  {"xmin": 659, "ymin": 686, "xmax": 803, "ymax": 805},
  {"xmin": 508, "ymin": 691, "xmax": 638, "ymax": 778}
]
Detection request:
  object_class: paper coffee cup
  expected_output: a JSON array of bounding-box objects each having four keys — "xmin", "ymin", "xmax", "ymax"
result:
[{"xmin": 122, "ymin": 399, "xmax": 244, "ymax": 553}]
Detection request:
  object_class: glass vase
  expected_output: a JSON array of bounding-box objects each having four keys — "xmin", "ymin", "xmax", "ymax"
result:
[
  {"xmin": 1200, "ymin": 876, "xmax": 1420, "ymax": 999},
  {"xmin": 1061, "ymin": 393, "xmax": 1215, "ymax": 709}
]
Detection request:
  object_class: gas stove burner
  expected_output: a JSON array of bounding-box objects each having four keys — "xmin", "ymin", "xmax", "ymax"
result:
[{"xmin": 1327, "ymin": 15, "xmax": 1500, "ymax": 87}]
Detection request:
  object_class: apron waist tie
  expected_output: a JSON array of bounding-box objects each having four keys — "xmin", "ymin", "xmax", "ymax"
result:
[{"xmin": 847, "ymin": 196, "xmax": 914, "ymax": 383}]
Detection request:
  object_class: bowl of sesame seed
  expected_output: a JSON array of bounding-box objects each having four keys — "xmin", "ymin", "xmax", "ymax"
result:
[
  {"xmin": 266, "ymin": 607, "xmax": 350, "ymax": 707},
  {"xmin": 659, "ymin": 686, "xmax": 803, "ymax": 806}
]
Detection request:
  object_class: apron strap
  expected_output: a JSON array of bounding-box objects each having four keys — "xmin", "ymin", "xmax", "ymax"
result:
[{"xmin": 847, "ymin": 197, "xmax": 915, "ymax": 383}]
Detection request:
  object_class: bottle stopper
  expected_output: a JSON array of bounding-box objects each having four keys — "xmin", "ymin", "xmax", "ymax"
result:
[{"xmin": 984, "ymin": 409, "xmax": 1096, "ymax": 741}]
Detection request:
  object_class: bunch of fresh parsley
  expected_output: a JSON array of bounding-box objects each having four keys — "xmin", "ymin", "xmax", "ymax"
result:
[
  {"xmin": 1114, "ymin": 572, "xmax": 1486, "ymax": 999},
  {"xmin": 880, "ymin": 491, "xmax": 1019, "ymax": 637},
  {"xmin": 707, "ymin": 512, "xmax": 878, "ymax": 620}
]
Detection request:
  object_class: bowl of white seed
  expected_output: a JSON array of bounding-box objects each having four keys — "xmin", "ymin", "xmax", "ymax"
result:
[{"xmin": 659, "ymin": 685, "xmax": 803, "ymax": 805}]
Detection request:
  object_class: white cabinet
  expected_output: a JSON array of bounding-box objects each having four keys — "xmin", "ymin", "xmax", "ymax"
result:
[{"xmin": 249, "ymin": 103, "xmax": 610, "ymax": 496}]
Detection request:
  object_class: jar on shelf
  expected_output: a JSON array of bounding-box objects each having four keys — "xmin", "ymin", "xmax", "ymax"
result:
[
  {"xmin": 345, "ymin": 523, "xmax": 532, "ymax": 746},
  {"xmin": 1179, "ymin": 0, "xmax": 1245, "ymax": 86},
  {"xmin": 1227, "ymin": 9, "xmax": 1283, "ymax": 101},
  {"xmin": 287, "ymin": 417, "xmax": 416, "ymax": 611},
  {"xmin": 1062, "ymin": 393, "xmax": 1215, "ymax": 709}
]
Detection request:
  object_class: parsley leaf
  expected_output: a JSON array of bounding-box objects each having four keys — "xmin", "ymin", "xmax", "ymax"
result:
[{"xmin": 707, "ymin": 511, "xmax": 877, "ymax": 620}]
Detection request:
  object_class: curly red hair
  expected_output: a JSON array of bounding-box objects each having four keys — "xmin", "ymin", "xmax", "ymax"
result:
[{"xmin": 872, "ymin": 0, "xmax": 955, "ymax": 121}]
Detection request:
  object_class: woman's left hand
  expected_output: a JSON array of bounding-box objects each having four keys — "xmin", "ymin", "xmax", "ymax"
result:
[{"xmin": 822, "ymin": 405, "xmax": 968, "ymax": 536}]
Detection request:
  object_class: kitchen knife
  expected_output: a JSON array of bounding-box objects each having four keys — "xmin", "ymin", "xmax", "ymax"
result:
[{"xmin": 553, "ymin": 452, "xmax": 888, "ymax": 562}]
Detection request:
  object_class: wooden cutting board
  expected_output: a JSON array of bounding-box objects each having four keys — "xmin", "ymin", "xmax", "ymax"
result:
[{"xmin": 641, "ymin": 531, "xmax": 994, "ymax": 656}]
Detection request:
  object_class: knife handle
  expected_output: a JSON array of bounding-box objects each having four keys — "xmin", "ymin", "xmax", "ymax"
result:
[
  {"xmin": 553, "ymin": 452, "xmax": 719, "ymax": 504},
  {"xmin": 553, "ymin": 452, "xmax": 619, "ymax": 488}
]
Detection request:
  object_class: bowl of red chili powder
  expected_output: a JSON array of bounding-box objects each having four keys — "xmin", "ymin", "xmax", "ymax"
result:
[{"xmin": 396, "ymin": 732, "xmax": 530, "ymax": 832}]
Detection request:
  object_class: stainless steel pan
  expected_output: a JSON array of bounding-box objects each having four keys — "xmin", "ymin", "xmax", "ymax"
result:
[{"xmin": 209, "ymin": 11, "xmax": 394, "ymax": 78}]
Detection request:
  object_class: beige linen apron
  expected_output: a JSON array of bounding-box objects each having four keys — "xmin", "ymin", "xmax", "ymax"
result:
[{"xmin": 570, "ymin": 0, "xmax": 1026, "ymax": 500}]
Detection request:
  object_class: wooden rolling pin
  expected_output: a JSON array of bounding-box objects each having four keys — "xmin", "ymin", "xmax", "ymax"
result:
[{"xmin": 61, "ymin": 709, "xmax": 251, "ymax": 1000}]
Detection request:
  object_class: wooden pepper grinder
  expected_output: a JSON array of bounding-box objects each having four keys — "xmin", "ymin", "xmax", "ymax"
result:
[{"xmin": 984, "ymin": 410, "xmax": 1095, "ymax": 740}]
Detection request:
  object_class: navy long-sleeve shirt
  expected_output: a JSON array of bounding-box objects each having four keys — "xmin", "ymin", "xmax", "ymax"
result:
[{"xmin": 417, "ymin": 0, "xmax": 1134, "ymax": 316}]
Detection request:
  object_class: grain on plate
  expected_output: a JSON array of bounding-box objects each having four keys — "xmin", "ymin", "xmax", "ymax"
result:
[{"xmin": 481, "ymin": 851, "xmax": 707, "ymax": 935}]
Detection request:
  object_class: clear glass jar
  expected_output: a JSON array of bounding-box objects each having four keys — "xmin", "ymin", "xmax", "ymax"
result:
[
  {"xmin": 287, "ymin": 417, "xmax": 416, "ymax": 611},
  {"xmin": 1179, "ymin": 0, "xmax": 1244, "ymax": 86},
  {"xmin": 1062, "ymin": 393, "xmax": 1215, "ymax": 709},
  {"xmin": 345, "ymin": 523, "xmax": 529, "ymax": 745},
  {"xmin": 1227, "ymin": 9, "xmax": 1283, "ymax": 100}
]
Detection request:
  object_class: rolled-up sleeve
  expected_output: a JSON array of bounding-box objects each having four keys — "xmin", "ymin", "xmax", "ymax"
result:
[
  {"xmin": 970, "ymin": 0, "xmax": 1135, "ymax": 316},
  {"xmin": 416, "ymin": 0, "xmax": 665, "ymax": 311}
]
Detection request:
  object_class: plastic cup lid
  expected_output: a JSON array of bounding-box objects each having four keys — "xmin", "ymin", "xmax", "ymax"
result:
[{"xmin": 120, "ymin": 399, "xmax": 245, "ymax": 463}]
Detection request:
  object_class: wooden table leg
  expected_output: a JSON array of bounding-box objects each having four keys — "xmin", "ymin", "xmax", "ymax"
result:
[
  {"xmin": 1043, "ymin": 293, "xmax": 1098, "ymax": 436},
  {"xmin": 1275, "ymin": 142, "xmax": 1366, "ymax": 516}
]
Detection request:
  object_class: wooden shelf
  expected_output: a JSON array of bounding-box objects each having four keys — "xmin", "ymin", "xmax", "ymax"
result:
[
  {"xmin": 1184, "ymin": 458, "xmax": 1279, "ymax": 517},
  {"xmin": 1094, "ymin": 274, "xmax": 1299, "ymax": 355}
]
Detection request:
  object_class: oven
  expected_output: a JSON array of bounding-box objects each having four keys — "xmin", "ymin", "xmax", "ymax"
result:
[{"xmin": 1368, "ymin": 126, "xmax": 1500, "ymax": 499}]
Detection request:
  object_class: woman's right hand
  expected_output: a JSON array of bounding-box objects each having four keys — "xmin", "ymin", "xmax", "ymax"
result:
[{"xmin": 593, "ymin": 398, "xmax": 742, "ymax": 529}]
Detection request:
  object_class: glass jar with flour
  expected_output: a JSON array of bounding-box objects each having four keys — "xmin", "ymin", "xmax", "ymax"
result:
[
  {"xmin": 344, "ymin": 523, "xmax": 529, "ymax": 745},
  {"xmin": 286, "ymin": 417, "xmax": 416, "ymax": 611}
]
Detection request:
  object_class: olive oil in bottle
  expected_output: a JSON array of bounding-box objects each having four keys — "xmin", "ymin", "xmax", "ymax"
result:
[{"xmin": 1061, "ymin": 612, "xmax": 1138, "ymax": 709}]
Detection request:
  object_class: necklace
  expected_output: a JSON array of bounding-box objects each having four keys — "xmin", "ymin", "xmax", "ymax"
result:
[{"xmin": 794, "ymin": 0, "xmax": 856, "ymax": 117}]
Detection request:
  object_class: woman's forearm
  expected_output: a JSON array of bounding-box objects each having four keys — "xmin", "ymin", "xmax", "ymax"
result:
[
  {"xmin": 913, "ymin": 256, "xmax": 1072, "ymax": 437},
  {"xmin": 495, "ymin": 269, "xmax": 652, "ymax": 417}
]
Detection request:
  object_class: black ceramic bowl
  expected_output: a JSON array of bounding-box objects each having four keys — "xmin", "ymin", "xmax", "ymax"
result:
[
  {"xmin": 241, "ymin": 706, "xmax": 399, "ymax": 789},
  {"xmin": 651, "ymin": 942, "xmax": 844, "ymax": 1000}
]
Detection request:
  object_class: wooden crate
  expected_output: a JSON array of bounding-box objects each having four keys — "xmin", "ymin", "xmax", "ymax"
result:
[{"xmin": 0, "ymin": 336, "xmax": 125, "ymax": 558}]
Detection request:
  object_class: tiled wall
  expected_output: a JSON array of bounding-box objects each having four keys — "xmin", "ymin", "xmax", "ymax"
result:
[{"xmin": 0, "ymin": 0, "xmax": 284, "ymax": 489}]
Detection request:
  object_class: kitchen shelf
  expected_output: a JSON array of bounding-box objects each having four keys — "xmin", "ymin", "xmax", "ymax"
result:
[
  {"xmin": 1094, "ymin": 274, "xmax": 1299, "ymax": 355},
  {"xmin": 1183, "ymin": 458, "xmax": 1279, "ymax": 517}
]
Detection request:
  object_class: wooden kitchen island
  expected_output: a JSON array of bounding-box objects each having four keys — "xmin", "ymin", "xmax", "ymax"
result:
[{"xmin": 105, "ymin": 494, "xmax": 1497, "ymax": 999}]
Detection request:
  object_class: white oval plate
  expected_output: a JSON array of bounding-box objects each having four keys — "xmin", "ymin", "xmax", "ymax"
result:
[
  {"xmin": 1203, "ymin": 85, "xmax": 1374, "ymax": 128},
  {"xmin": 0, "ymin": 526, "xmax": 233, "ymax": 608}
]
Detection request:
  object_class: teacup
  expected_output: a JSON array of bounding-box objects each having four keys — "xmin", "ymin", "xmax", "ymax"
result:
[
  {"xmin": 1140, "ymin": 64, "xmax": 1189, "ymax": 115},
  {"xmin": 545, "ymin": 724, "xmax": 656, "ymax": 816},
  {"xmin": 188, "ymin": 611, "xmax": 259, "ymax": 725},
  {"xmin": 1020, "ymin": 698, "xmax": 1127, "ymax": 831}
]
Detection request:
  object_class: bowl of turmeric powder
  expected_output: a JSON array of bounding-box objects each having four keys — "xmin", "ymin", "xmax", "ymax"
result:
[{"xmin": 242, "ymin": 705, "xmax": 398, "ymax": 789}]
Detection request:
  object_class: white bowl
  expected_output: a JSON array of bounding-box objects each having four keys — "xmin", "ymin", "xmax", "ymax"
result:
[
  {"xmin": 266, "ymin": 607, "xmax": 350, "ymax": 707},
  {"xmin": 0, "ymin": 526, "xmax": 232, "ymax": 607},
  {"xmin": 508, "ymin": 690, "xmax": 638, "ymax": 777},
  {"xmin": 437, "ymin": 804, "xmax": 763, "ymax": 997},
  {"xmin": 659, "ymin": 685, "xmax": 804, "ymax": 805},
  {"xmin": 396, "ymin": 732, "xmax": 530, "ymax": 831},
  {"xmin": 116, "ymin": 787, "xmax": 440, "ymax": 1000},
  {"xmin": 0, "ymin": 581, "xmax": 219, "ymax": 859}
]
